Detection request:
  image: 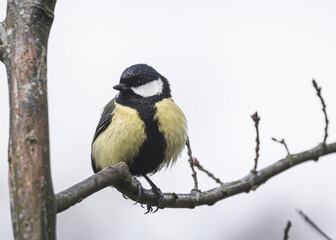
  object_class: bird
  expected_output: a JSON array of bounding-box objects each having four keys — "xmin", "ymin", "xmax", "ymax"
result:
[{"xmin": 91, "ymin": 63, "xmax": 188, "ymax": 212}]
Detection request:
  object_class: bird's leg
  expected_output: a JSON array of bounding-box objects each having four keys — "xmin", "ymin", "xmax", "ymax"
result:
[
  {"xmin": 132, "ymin": 176, "xmax": 143, "ymax": 205},
  {"xmin": 143, "ymin": 175, "xmax": 164, "ymax": 213}
]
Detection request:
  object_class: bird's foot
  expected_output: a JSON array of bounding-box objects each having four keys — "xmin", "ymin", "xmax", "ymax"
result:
[
  {"xmin": 143, "ymin": 175, "xmax": 164, "ymax": 214},
  {"xmin": 132, "ymin": 176, "xmax": 143, "ymax": 205},
  {"xmin": 144, "ymin": 186, "xmax": 163, "ymax": 214}
]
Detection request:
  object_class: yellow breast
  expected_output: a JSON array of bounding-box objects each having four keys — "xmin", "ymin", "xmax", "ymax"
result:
[
  {"xmin": 91, "ymin": 103, "xmax": 147, "ymax": 170},
  {"xmin": 154, "ymin": 98, "xmax": 188, "ymax": 169}
]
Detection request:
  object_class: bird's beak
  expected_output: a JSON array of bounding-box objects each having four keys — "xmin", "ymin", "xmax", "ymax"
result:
[{"xmin": 113, "ymin": 83, "xmax": 129, "ymax": 91}]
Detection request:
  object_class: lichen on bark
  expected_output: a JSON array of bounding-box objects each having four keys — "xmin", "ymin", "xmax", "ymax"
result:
[{"xmin": 1, "ymin": 1, "xmax": 57, "ymax": 239}]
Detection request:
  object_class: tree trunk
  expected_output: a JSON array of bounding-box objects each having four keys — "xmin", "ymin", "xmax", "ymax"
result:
[{"xmin": 0, "ymin": 1, "xmax": 57, "ymax": 239}]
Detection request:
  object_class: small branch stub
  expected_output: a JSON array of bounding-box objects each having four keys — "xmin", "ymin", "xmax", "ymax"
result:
[
  {"xmin": 283, "ymin": 220, "xmax": 292, "ymax": 240},
  {"xmin": 251, "ymin": 111, "xmax": 261, "ymax": 173},
  {"xmin": 272, "ymin": 137, "xmax": 291, "ymax": 155},
  {"xmin": 312, "ymin": 79, "xmax": 329, "ymax": 145}
]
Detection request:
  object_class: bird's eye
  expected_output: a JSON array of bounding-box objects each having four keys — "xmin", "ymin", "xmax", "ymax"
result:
[{"xmin": 136, "ymin": 80, "xmax": 142, "ymax": 86}]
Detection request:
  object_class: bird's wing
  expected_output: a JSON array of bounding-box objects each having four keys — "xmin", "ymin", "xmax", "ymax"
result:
[
  {"xmin": 91, "ymin": 98, "xmax": 116, "ymax": 172},
  {"xmin": 92, "ymin": 112, "xmax": 113, "ymax": 144}
]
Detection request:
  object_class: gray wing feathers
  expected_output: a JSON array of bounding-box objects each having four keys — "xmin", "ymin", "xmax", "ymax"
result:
[{"xmin": 91, "ymin": 98, "xmax": 116, "ymax": 173}]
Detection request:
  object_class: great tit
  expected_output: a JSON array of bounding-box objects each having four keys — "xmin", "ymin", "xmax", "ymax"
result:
[{"xmin": 91, "ymin": 64, "xmax": 188, "ymax": 211}]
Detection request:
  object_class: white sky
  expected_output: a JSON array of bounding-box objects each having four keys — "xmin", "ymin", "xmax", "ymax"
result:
[{"xmin": 1, "ymin": 0, "xmax": 336, "ymax": 239}]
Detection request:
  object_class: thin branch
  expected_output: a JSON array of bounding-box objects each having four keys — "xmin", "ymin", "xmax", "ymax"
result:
[
  {"xmin": 186, "ymin": 137, "xmax": 199, "ymax": 191},
  {"xmin": 296, "ymin": 209, "xmax": 333, "ymax": 240},
  {"xmin": 283, "ymin": 220, "xmax": 292, "ymax": 240},
  {"xmin": 251, "ymin": 111, "xmax": 261, "ymax": 173},
  {"xmin": 56, "ymin": 142, "xmax": 336, "ymax": 213},
  {"xmin": 272, "ymin": 138, "xmax": 291, "ymax": 155},
  {"xmin": 312, "ymin": 80, "xmax": 329, "ymax": 144},
  {"xmin": 192, "ymin": 157, "xmax": 224, "ymax": 185},
  {"xmin": 186, "ymin": 137, "xmax": 223, "ymax": 188}
]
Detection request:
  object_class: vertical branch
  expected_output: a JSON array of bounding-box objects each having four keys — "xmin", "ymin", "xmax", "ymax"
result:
[
  {"xmin": 2, "ymin": 1, "xmax": 57, "ymax": 239},
  {"xmin": 186, "ymin": 137, "xmax": 199, "ymax": 191},
  {"xmin": 312, "ymin": 80, "xmax": 329, "ymax": 144},
  {"xmin": 251, "ymin": 111, "xmax": 260, "ymax": 173}
]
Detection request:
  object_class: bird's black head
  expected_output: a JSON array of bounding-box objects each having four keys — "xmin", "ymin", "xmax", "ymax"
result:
[{"xmin": 114, "ymin": 64, "xmax": 171, "ymax": 104}]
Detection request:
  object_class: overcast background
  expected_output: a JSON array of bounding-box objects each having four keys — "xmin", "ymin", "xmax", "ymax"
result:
[{"xmin": 1, "ymin": 0, "xmax": 336, "ymax": 239}]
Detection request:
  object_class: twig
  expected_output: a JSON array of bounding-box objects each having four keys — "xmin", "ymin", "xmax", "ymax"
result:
[
  {"xmin": 192, "ymin": 157, "xmax": 224, "ymax": 185},
  {"xmin": 312, "ymin": 80, "xmax": 329, "ymax": 144},
  {"xmin": 186, "ymin": 137, "xmax": 223, "ymax": 188},
  {"xmin": 296, "ymin": 209, "xmax": 333, "ymax": 240},
  {"xmin": 283, "ymin": 220, "xmax": 292, "ymax": 240},
  {"xmin": 272, "ymin": 138, "xmax": 290, "ymax": 155},
  {"xmin": 251, "ymin": 111, "xmax": 261, "ymax": 173},
  {"xmin": 186, "ymin": 137, "xmax": 199, "ymax": 191},
  {"xmin": 56, "ymin": 142, "xmax": 336, "ymax": 213}
]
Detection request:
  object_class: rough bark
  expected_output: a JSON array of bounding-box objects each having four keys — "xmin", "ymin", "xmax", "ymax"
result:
[{"xmin": 0, "ymin": 1, "xmax": 57, "ymax": 239}]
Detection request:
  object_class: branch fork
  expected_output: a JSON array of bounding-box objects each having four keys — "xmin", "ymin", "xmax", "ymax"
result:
[{"xmin": 56, "ymin": 79, "xmax": 335, "ymax": 214}]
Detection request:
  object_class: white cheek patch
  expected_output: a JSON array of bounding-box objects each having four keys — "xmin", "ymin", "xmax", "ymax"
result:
[{"xmin": 131, "ymin": 79, "xmax": 163, "ymax": 97}]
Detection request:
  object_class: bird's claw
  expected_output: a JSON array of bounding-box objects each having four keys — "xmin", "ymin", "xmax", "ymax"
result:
[
  {"xmin": 144, "ymin": 185, "xmax": 163, "ymax": 214},
  {"xmin": 122, "ymin": 194, "xmax": 129, "ymax": 200},
  {"xmin": 145, "ymin": 206, "xmax": 153, "ymax": 214},
  {"xmin": 122, "ymin": 175, "xmax": 164, "ymax": 213},
  {"xmin": 132, "ymin": 177, "xmax": 143, "ymax": 205}
]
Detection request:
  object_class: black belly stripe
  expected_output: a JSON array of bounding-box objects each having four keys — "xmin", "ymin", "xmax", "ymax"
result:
[
  {"xmin": 116, "ymin": 93, "xmax": 168, "ymax": 176},
  {"xmin": 126, "ymin": 102, "xmax": 166, "ymax": 176}
]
